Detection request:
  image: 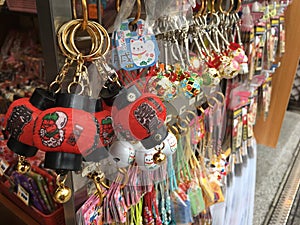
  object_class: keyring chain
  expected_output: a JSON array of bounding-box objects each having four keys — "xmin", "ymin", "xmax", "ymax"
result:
[
  {"xmin": 51, "ymin": 6, "xmax": 111, "ymax": 97},
  {"xmin": 49, "ymin": 58, "xmax": 73, "ymax": 93}
]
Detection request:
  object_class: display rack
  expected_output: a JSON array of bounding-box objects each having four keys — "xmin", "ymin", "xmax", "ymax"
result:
[
  {"xmin": 253, "ymin": 0, "xmax": 300, "ymax": 147},
  {"xmin": 0, "ymin": 0, "xmax": 299, "ymax": 224}
]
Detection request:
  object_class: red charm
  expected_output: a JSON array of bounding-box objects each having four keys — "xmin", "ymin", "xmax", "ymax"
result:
[
  {"xmin": 5, "ymin": 98, "xmax": 40, "ymax": 147},
  {"xmin": 112, "ymin": 93, "xmax": 166, "ymax": 141}
]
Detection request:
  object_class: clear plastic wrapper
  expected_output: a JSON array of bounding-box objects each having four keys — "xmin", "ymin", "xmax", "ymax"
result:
[{"xmin": 145, "ymin": 0, "xmax": 195, "ymax": 34}]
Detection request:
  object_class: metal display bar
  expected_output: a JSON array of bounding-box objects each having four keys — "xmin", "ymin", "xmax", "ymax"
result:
[
  {"xmin": 36, "ymin": 0, "xmax": 73, "ymax": 84},
  {"xmin": 36, "ymin": 1, "xmax": 77, "ymax": 225}
]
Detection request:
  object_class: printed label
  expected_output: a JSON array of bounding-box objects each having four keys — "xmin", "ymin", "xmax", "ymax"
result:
[
  {"xmin": 0, "ymin": 159, "xmax": 9, "ymax": 176},
  {"xmin": 17, "ymin": 184, "xmax": 29, "ymax": 206}
]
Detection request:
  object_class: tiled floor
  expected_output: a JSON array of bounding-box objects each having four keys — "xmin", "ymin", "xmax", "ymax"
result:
[
  {"xmin": 254, "ymin": 110, "xmax": 300, "ymax": 225},
  {"xmin": 287, "ymin": 186, "xmax": 300, "ymax": 225}
]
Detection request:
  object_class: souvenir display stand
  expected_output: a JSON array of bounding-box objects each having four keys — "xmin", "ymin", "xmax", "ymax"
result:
[
  {"xmin": 254, "ymin": 0, "xmax": 300, "ymax": 147},
  {"xmin": 0, "ymin": 0, "xmax": 297, "ymax": 225}
]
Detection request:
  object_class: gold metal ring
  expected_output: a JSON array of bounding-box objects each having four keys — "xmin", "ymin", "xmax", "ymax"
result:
[
  {"xmin": 176, "ymin": 116, "xmax": 189, "ymax": 134},
  {"xmin": 235, "ymin": 0, "xmax": 241, "ymax": 13},
  {"xmin": 69, "ymin": 20, "xmax": 104, "ymax": 59},
  {"xmin": 207, "ymin": 96, "xmax": 220, "ymax": 112},
  {"xmin": 168, "ymin": 124, "xmax": 180, "ymax": 138},
  {"xmin": 215, "ymin": 91, "xmax": 225, "ymax": 105},
  {"xmin": 49, "ymin": 80, "xmax": 62, "ymax": 93},
  {"xmin": 61, "ymin": 20, "xmax": 102, "ymax": 59},
  {"xmin": 59, "ymin": 20, "xmax": 98, "ymax": 58},
  {"xmin": 81, "ymin": 0, "xmax": 88, "ymax": 30},
  {"xmin": 72, "ymin": 0, "xmax": 77, "ymax": 19},
  {"xmin": 195, "ymin": 0, "xmax": 205, "ymax": 18},
  {"xmin": 197, "ymin": 105, "xmax": 206, "ymax": 114},
  {"xmin": 210, "ymin": 0, "xmax": 216, "ymax": 14},
  {"xmin": 57, "ymin": 22, "xmax": 77, "ymax": 59},
  {"xmin": 115, "ymin": 0, "xmax": 141, "ymax": 26},
  {"xmin": 56, "ymin": 174, "xmax": 67, "ymax": 186},
  {"xmin": 118, "ymin": 168, "xmax": 129, "ymax": 189},
  {"xmin": 90, "ymin": 21, "xmax": 111, "ymax": 57},
  {"xmin": 184, "ymin": 110, "xmax": 198, "ymax": 123},
  {"xmin": 116, "ymin": 0, "xmax": 120, "ymax": 12},
  {"xmin": 219, "ymin": 0, "xmax": 234, "ymax": 15},
  {"xmin": 67, "ymin": 81, "xmax": 84, "ymax": 95}
]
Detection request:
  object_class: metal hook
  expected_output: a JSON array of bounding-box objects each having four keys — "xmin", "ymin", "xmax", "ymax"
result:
[
  {"xmin": 81, "ymin": 0, "xmax": 88, "ymax": 30},
  {"xmin": 195, "ymin": 0, "xmax": 205, "ymax": 18},
  {"xmin": 116, "ymin": 0, "xmax": 141, "ymax": 26}
]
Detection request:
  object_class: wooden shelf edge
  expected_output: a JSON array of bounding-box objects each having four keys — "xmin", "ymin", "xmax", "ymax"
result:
[
  {"xmin": 0, "ymin": 193, "xmax": 40, "ymax": 225},
  {"xmin": 253, "ymin": 0, "xmax": 300, "ymax": 148}
]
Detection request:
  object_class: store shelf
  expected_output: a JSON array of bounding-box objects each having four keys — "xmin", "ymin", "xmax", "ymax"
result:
[{"xmin": 0, "ymin": 193, "xmax": 40, "ymax": 225}]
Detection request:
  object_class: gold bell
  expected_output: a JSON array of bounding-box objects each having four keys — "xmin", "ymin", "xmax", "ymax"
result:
[
  {"xmin": 54, "ymin": 185, "xmax": 72, "ymax": 204},
  {"xmin": 16, "ymin": 156, "xmax": 31, "ymax": 174},
  {"xmin": 153, "ymin": 151, "xmax": 166, "ymax": 165},
  {"xmin": 53, "ymin": 174, "xmax": 72, "ymax": 204}
]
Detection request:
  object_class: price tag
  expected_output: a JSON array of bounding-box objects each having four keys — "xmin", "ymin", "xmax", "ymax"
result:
[
  {"xmin": 236, "ymin": 120, "xmax": 243, "ymax": 148},
  {"xmin": 17, "ymin": 184, "xmax": 29, "ymax": 206},
  {"xmin": 0, "ymin": 159, "xmax": 9, "ymax": 176}
]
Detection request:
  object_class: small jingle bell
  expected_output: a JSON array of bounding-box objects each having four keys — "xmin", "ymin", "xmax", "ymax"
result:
[
  {"xmin": 53, "ymin": 185, "xmax": 72, "ymax": 204},
  {"xmin": 108, "ymin": 141, "xmax": 135, "ymax": 168},
  {"xmin": 16, "ymin": 157, "xmax": 31, "ymax": 174},
  {"xmin": 152, "ymin": 151, "xmax": 166, "ymax": 165},
  {"xmin": 53, "ymin": 174, "xmax": 72, "ymax": 203}
]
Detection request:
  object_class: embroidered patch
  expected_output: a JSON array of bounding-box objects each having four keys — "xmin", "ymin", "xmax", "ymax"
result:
[
  {"xmin": 39, "ymin": 111, "xmax": 68, "ymax": 148},
  {"xmin": 133, "ymin": 102, "xmax": 160, "ymax": 134},
  {"xmin": 7, "ymin": 105, "xmax": 32, "ymax": 139},
  {"xmin": 100, "ymin": 116, "xmax": 115, "ymax": 146}
]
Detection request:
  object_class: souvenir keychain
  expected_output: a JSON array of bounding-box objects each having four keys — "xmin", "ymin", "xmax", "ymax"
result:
[
  {"xmin": 190, "ymin": 12, "xmax": 222, "ymax": 86},
  {"xmin": 43, "ymin": 0, "xmax": 112, "ymax": 203},
  {"xmin": 113, "ymin": 0, "xmax": 159, "ymax": 71},
  {"xmin": 167, "ymin": 118, "xmax": 194, "ymax": 225},
  {"xmin": 181, "ymin": 113, "xmax": 206, "ymax": 217},
  {"xmin": 4, "ymin": 88, "xmax": 55, "ymax": 173},
  {"xmin": 188, "ymin": 148, "xmax": 206, "ymax": 217}
]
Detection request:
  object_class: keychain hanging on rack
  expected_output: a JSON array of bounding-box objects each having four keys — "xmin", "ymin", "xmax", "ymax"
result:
[
  {"xmin": 112, "ymin": 0, "xmax": 159, "ymax": 73},
  {"xmin": 4, "ymin": 87, "xmax": 56, "ymax": 173},
  {"xmin": 11, "ymin": 0, "xmax": 112, "ymax": 204}
]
